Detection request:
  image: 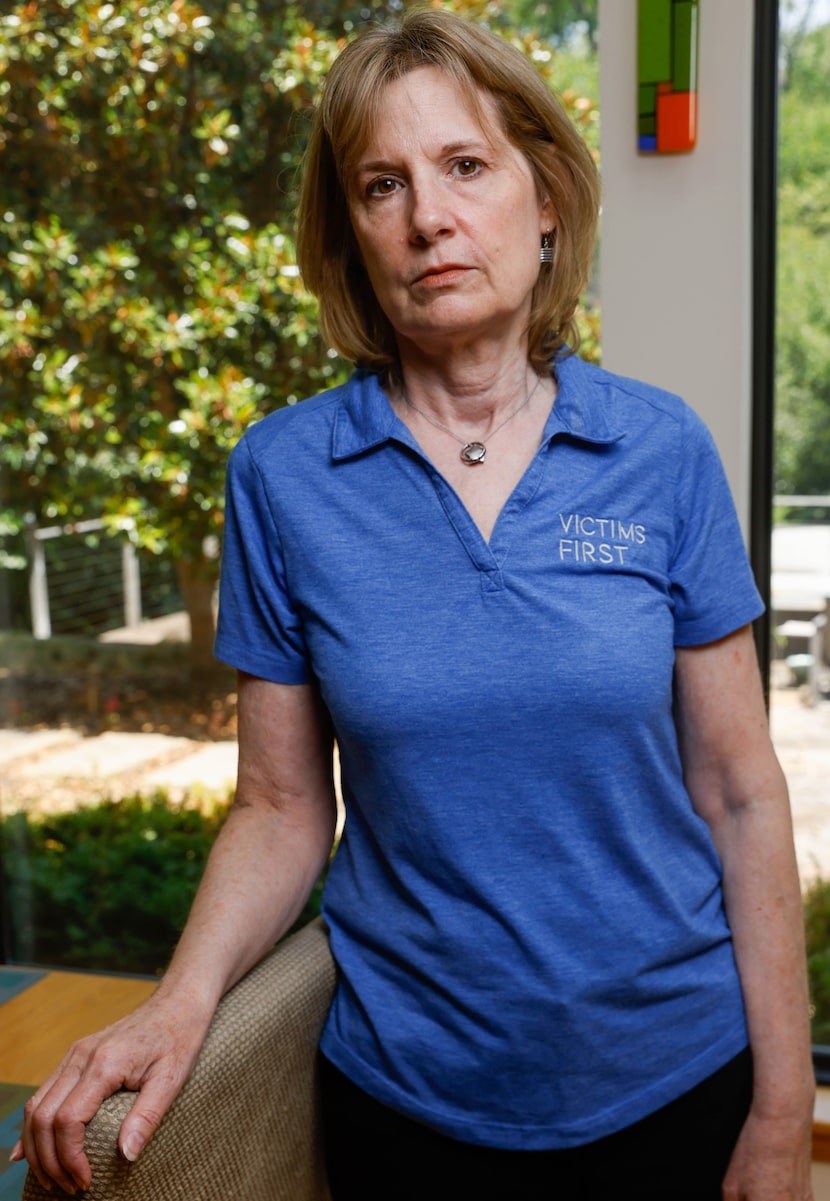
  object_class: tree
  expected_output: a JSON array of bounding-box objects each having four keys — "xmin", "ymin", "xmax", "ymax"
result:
[
  {"xmin": 779, "ymin": 0, "xmax": 819, "ymax": 91},
  {"xmin": 0, "ymin": 0, "xmax": 599, "ymax": 663},
  {"xmin": 775, "ymin": 19, "xmax": 830, "ymax": 514},
  {"xmin": 499, "ymin": 0, "xmax": 597, "ymax": 49},
  {"xmin": 0, "ymin": 0, "xmax": 350, "ymax": 664}
]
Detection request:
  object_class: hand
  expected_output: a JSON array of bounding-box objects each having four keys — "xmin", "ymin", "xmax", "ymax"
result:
[
  {"xmin": 722, "ymin": 1105, "xmax": 814, "ymax": 1201},
  {"xmin": 10, "ymin": 993, "xmax": 211, "ymax": 1195}
]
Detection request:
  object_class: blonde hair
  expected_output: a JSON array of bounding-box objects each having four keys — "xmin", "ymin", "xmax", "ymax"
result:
[{"xmin": 296, "ymin": 7, "xmax": 600, "ymax": 377}]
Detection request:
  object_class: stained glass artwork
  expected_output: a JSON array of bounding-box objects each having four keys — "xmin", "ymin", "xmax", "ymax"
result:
[{"xmin": 638, "ymin": 0, "xmax": 699, "ymax": 153}]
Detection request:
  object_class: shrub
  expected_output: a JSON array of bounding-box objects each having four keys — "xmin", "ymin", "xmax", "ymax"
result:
[
  {"xmin": 2, "ymin": 790, "xmax": 325, "ymax": 975},
  {"xmin": 804, "ymin": 876, "xmax": 830, "ymax": 1044}
]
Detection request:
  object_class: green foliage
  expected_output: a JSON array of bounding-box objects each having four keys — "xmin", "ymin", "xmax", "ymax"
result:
[
  {"xmin": 0, "ymin": 0, "xmax": 600, "ymax": 631},
  {"xmin": 775, "ymin": 20, "xmax": 830, "ymax": 501},
  {"xmin": 5, "ymin": 792, "xmax": 229, "ymax": 973},
  {"xmin": 0, "ymin": 1, "xmax": 350, "ymax": 590},
  {"xmin": 498, "ymin": 0, "xmax": 597, "ymax": 50},
  {"xmin": 780, "ymin": 1, "xmax": 830, "ymax": 100},
  {"xmin": 804, "ymin": 877, "xmax": 830, "ymax": 1044},
  {"xmin": 2, "ymin": 790, "xmax": 325, "ymax": 975}
]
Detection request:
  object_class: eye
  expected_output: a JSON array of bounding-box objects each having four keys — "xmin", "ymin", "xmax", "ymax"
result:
[
  {"xmin": 452, "ymin": 158, "xmax": 483, "ymax": 179},
  {"xmin": 367, "ymin": 176, "xmax": 401, "ymax": 197}
]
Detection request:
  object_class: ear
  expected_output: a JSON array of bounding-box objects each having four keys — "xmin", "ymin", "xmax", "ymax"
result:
[{"xmin": 539, "ymin": 193, "xmax": 556, "ymax": 233}]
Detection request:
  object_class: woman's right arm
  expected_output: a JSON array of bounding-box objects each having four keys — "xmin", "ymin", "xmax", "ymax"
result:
[{"xmin": 15, "ymin": 672, "xmax": 338, "ymax": 1195}]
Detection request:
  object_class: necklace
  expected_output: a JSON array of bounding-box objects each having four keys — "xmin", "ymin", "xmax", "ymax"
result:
[{"xmin": 403, "ymin": 374, "xmax": 543, "ymax": 466}]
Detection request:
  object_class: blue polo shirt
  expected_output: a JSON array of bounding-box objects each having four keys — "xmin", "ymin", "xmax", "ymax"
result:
[{"xmin": 215, "ymin": 352, "xmax": 764, "ymax": 1150}]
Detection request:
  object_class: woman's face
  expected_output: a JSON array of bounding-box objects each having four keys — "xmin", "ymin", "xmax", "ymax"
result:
[{"xmin": 347, "ymin": 66, "xmax": 554, "ymax": 360}]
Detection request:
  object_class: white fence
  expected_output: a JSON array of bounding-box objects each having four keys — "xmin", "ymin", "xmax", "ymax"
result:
[{"xmin": 24, "ymin": 516, "xmax": 142, "ymax": 640}]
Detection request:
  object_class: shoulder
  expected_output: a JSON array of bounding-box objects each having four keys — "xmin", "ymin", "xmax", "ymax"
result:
[
  {"xmin": 235, "ymin": 377, "xmax": 354, "ymax": 462},
  {"xmin": 555, "ymin": 353, "xmax": 715, "ymax": 458},
  {"xmin": 566, "ymin": 353, "xmax": 703, "ymax": 426},
  {"xmin": 225, "ymin": 369, "xmax": 394, "ymax": 510}
]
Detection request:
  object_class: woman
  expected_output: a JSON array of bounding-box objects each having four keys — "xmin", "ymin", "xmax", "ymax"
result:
[{"xmin": 16, "ymin": 10, "xmax": 813, "ymax": 1200}]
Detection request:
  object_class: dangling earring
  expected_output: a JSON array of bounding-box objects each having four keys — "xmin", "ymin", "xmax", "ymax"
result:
[{"xmin": 540, "ymin": 230, "xmax": 554, "ymax": 265}]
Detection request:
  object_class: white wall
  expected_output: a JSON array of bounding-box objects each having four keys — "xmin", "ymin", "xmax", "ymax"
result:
[{"xmin": 597, "ymin": 0, "xmax": 756, "ymax": 529}]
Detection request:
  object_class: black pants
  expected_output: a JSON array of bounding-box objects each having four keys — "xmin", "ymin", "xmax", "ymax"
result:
[{"xmin": 320, "ymin": 1047, "xmax": 753, "ymax": 1200}]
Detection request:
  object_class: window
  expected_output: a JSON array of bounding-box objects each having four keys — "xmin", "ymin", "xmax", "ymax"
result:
[
  {"xmin": 760, "ymin": 0, "xmax": 830, "ymax": 1054},
  {"xmin": 0, "ymin": 0, "xmax": 599, "ymax": 973}
]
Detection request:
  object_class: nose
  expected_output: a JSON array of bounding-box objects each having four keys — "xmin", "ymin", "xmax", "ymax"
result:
[{"xmin": 407, "ymin": 178, "xmax": 454, "ymax": 244}]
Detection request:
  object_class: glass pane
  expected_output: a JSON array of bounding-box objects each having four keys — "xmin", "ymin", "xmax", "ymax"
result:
[
  {"xmin": 770, "ymin": 0, "xmax": 830, "ymax": 1046},
  {"xmin": 1, "ymin": 2, "xmax": 599, "ymax": 975}
]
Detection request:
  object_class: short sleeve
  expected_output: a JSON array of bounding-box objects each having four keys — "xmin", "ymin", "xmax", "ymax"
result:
[
  {"xmin": 213, "ymin": 436, "xmax": 310, "ymax": 683},
  {"xmin": 670, "ymin": 407, "xmax": 764, "ymax": 646}
]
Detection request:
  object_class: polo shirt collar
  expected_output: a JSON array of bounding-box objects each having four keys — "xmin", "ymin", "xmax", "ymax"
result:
[
  {"xmin": 542, "ymin": 351, "xmax": 626, "ymax": 446},
  {"xmin": 331, "ymin": 371, "xmax": 406, "ymax": 462},
  {"xmin": 331, "ymin": 354, "xmax": 625, "ymax": 462}
]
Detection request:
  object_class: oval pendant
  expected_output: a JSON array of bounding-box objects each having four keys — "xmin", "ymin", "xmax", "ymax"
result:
[{"xmin": 460, "ymin": 441, "xmax": 486, "ymax": 465}]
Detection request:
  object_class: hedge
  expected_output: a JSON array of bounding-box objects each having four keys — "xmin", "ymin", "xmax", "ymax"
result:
[{"xmin": 2, "ymin": 790, "xmax": 325, "ymax": 976}]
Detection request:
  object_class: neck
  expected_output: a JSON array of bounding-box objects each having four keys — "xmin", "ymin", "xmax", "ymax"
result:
[{"xmin": 395, "ymin": 345, "xmax": 542, "ymax": 433}]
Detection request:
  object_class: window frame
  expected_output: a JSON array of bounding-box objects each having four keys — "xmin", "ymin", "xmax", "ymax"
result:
[{"xmin": 751, "ymin": 0, "xmax": 778, "ymax": 701}]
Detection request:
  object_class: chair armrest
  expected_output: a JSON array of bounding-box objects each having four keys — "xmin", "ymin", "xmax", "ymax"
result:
[{"xmin": 23, "ymin": 918, "xmax": 336, "ymax": 1201}]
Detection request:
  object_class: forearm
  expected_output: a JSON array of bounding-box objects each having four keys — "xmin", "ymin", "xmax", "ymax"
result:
[
  {"xmin": 674, "ymin": 632, "xmax": 814, "ymax": 1196},
  {"xmin": 675, "ymin": 633, "xmax": 813, "ymax": 1115},
  {"xmin": 712, "ymin": 785, "xmax": 813, "ymax": 1116},
  {"xmin": 154, "ymin": 796, "xmax": 336, "ymax": 1025}
]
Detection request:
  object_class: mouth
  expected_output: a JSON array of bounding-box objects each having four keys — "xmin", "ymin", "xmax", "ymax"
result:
[{"xmin": 413, "ymin": 264, "xmax": 472, "ymax": 286}]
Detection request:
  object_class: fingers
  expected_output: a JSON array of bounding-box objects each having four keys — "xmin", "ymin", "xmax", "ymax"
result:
[
  {"xmin": 22, "ymin": 1051, "xmax": 101, "ymax": 1194},
  {"xmin": 20, "ymin": 1005, "xmax": 207, "ymax": 1193},
  {"xmin": 117, "ymin": 1074, "xmax": 179, "ymax": 1163},
  {"xmin": 22, "ymin": 1103, "xmax": 88, "ymax": 1194}
]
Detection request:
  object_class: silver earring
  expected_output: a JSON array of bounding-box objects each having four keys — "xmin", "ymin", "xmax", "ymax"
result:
[{"xmin": 540, "ymin": 231, "xmax": 554, "ymax": 265}]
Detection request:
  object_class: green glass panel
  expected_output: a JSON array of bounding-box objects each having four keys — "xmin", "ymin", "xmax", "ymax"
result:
[
  {"xmin": 672, "ymin": 1, "xmax": 699, "ymax": 93},
  {"xmin": 638, "ymin": 0, "xmax": 672, "ymax": 83},
  {"xmin": 638, "ymin": 115, "xmax": 657, "ymax": 136},
  {"xmin": 639, "ymin": 83, "xmax": 657, "ymax": 116}
]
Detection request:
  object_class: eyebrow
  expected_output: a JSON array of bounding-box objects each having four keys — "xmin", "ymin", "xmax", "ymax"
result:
[{"xmin": 354, "ymin": 140, "xmax": 494, "ymax": 176}]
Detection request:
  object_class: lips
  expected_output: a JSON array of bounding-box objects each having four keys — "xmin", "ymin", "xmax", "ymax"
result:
[{"xmin": 413, "ymin": 264, "xmax": 471, "ymax": 284}]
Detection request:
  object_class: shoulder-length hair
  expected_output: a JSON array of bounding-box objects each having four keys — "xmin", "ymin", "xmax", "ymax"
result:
[{"xmin": 296, "ymin": 7, "xmax": 600, "ymax": 378}]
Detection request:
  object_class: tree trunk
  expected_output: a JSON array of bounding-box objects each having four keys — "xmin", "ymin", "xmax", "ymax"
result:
[{"xmin": 176, "ymin": 558, "xmax": 219, "ymax": 673}]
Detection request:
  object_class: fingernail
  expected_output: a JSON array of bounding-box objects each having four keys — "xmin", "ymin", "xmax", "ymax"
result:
[
  {"xmin": 9, "ymin": 1144, "xmax": 22, "ymax": 1164},
  {"xmin": 121, "ymin": 1132, "xmax": 144, "ymax": 1163}
]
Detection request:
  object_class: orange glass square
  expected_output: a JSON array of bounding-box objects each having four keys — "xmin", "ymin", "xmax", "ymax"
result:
[{"xmin": 656, "ymin": 90, "xmax": 697, "ymax": 153}]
